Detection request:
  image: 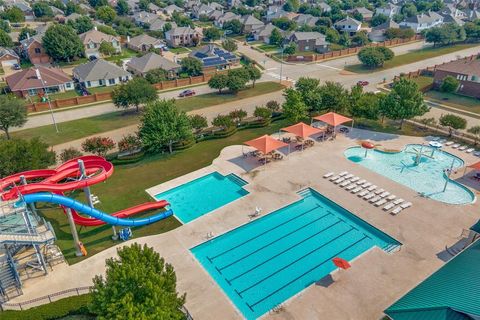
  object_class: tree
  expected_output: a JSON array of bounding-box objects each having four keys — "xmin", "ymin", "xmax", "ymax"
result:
[
  {"xmin": 440, "ymin": 75, "xmax": 459, "ymax": 93},
  {"xmin": 379, "ymin": 78, "xmax": 428, "ymax": 129},
  {"xmin": 0, "ymin": 95, "xmax": 27, "ymax": 139},
  {"xmin": 266, "ymin": 100, "xmax": 280, "ymax": 112},
  {"xmin": 116, "ymin": 0, "xmax": 129, "ymax": 15},
  {"xmin": 2, "ymin": 7, "xmax": 25, "ymax": 22},
  {"xmin": 32, "ymin": 2, "xmax": 54, "ymax": 18},
  {"xmin": 0, "ymin": 20, "xmax": 11, "ymax": 33},
  {"xmin": 465, "ymin": 21, "xmax": 480, "ymax": 42},
  {"xmin": 468, "ymin": 125, "xmax": 480, "ymax": 145},
  {"xmin": 180, "ymin": 57, "xmax": 202, "ymax": 76},
  {"xmin": 65, "ymin": 1, "xmax": 81, "ymax": 15},
  {"xmin": 96, "ymin": 5, "xmax": 117, "ymax": 23},
  {"xmin": 229, "ymin": 109, "xmax": 247, "ymax": 124},
  {"xmin": 112, "ymin": 78, "xmax": 157, "ymax": 112},
  {"xmin": 208, "ymin": 73, "xmax": 229, "ymax": 93},
  {"xmin": 325, "ymin": 28, "xmax": 340, "ymax": 44},
  {"xmin": 283, "ymin": 0, "xmax": 299, "ymax": 12},
  {"xmin": 117, "ymin": 134, "xmax": 142, "ymax": 153},
  {"xmin": 98, "ymin": 41, "xmax": 116, "ymax": 56},
  {"xmin": 226, "ymin": 68, "xmax": 249, "ymax": 92},
  {"xmin": 439, "ymin": 114, "xmax": 467, "ymax": 136},
  {"xmin": 245, "ymin": 65, "xmax": 261, "ymax": 87},
  {"xmin": 59, "ymin": 147, "xmax": 83, "ymax": 162},
  {"xmin": 145, "ymin": 68, "xmax": 168, "ymax": 84},
  {"xmin": 204, "ymin": 27, "xmax": 222, "ymax": 41},
  {"xmin": 67, "ymin": 16, "xmax": 94, "ymax": 34},
  {"xmin": 89, "ymin": 243, "xmax": 186, "ymax": 320},
  {"xmin": 318, "ymin": 81, "xmax": 349, "ymax": 113},
  {"xmin": 223, "ymin": 19, "xmax": 242, "ymax": 35},
  {"xmin": 282, "ymin": 88, "xmax": 308, "ymax": 122},
  {"xmin": 0, "ymin": 30, "xmax": 13, "ymax": 47},
  {"xmin": 18, "ymin": 27, "xmax": 37, "ymax": 41},
  {"xmin": 82, "ymin": 136, "xmax": 115, "ymax": 156},
  {"xmin": 418, "ymin": 117, "xmax": 436, "ymax": 129},
  {"xmin": 385, "ymin": 27, "xmax": 415, "ymax": 39},
  {"xmin": 425, "ymin": 23, "xmax": 466, "ymax": 46},
  {"xmin": 97, "ymin": 25, "xmax": 118, "ymax": 36},
  {"xmin": 43, "ymin": 24, "xmax": 84, "ymax": 62},
  {"xmin": 272, "ymin": 17, "xmax": 297, "ymax": 31},
  {"xmin": 349, "ymin": 92, "xmax": 381, "ymax": 120},
  {"xmin": 0, "ymin": 138, "xmax": 56, "ymax": 178},
  {"xmin": 254, "ymin": 106, "xmax": 272, "ymax": 121},
  {"xmin": 283, "ymin": 43, "xmax": 296, "ymax": 55},
  {"xmin": 222, "ymin": 39, "xmax": 238, "ymax": 52},
  {"xmin": 351, "ymin": 31, "xmax": 369, "ymax": 47},
  {"xmin": 294, "ymin": 77, "xmax": 321, "ymax": 111},
  {"xmin": 358, "ymin": 46, "xmax": 394, "ymax": 68},
  {"xmin": 188, "ymin": 114, "xmax": 208, "ymax": 131},
  {"xmin": 139, "ymin": 100, "xmax": 193, "ymax": 153},
  {"xmin": 212, "ymin": 114, "xmax": 234, "ymax": 130},
  {"xmin": 268, "ymin": 28, "xmax": 283, "ymax": 46},
  {"xmin": 401, "ymin": 3, "xmax": 417, "ymax": 17},
  {"xmin": 371, "ymin": 14, "xmax": 388, "ymax": 27}
]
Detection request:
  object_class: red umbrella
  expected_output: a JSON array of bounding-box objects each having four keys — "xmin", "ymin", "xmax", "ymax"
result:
[
  {"xmin": 361, "ymin": 141, "xmax": 375, "ymax": 149},
  {"xmin": 332, "ymin": 257, "xmax": 351, "ymax": 270}
]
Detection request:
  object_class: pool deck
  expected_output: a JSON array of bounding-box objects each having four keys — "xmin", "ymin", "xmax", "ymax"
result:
[{"xmin": 10, "ymin": 129, "xmax": 480, "ymax": 320}]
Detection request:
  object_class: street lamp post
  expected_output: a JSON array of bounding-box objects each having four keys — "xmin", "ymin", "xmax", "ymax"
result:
[
  {"xmin": 35, "ymin": 68, "xmax": 59, "ymax": 133},
  {"xmin": 279, "ymin": 45, "xmax": 285, "ymax": 84}
]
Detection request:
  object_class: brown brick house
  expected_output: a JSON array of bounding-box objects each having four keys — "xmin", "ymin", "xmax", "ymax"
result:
[
  {"xmin": 19, "ymin": 36, "xmax": 51, "ymax": 64},
  {"xmin": 0, "ymin": 47, "xmax": 20, "ymax": 69},
  {"xmin": 433, "ymin": 57, "xmax": 480, "ymax": 98}
]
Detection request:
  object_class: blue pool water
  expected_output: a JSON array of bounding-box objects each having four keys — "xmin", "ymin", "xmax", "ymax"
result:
[
  {"xmin": 154, "ymin": 172, "xmax": 249, "ymax": 223},
  {"xmin": 344, "ymin": 144, "xmax": 474, "ymax": 205},
  {"xmin": 191, "ymin": 188, "xmax": 400, "ymax": 319}
]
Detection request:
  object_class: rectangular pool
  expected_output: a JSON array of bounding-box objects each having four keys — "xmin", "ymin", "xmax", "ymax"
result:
[
  {"xmin": 191, "ymin": 188, "xmax": 400, "ymax": 319},
  {"xmin": 154, "ymin": 171, "xmax": 249, "ymax": 223}
]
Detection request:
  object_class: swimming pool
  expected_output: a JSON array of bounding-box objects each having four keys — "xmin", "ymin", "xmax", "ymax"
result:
[
  {"xmin": 191, "ymin": 188, "xmax": 400, "ymax": 319},
  {"xmin": 344, "ymin": 144, "xmax": 474, "ymax": 205},
  {"xmin": 154, "ymin": 172, "xmax": 249, "ymax": 223}
]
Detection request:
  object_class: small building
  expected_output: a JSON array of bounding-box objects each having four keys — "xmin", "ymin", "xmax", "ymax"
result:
[
  {"xmin": 293, "ymin": 14, "xmax": 319, "ymax": 27},
  {"xmin": 400, "ymin": 11, "xmax": 443, "ymax": 32},
  {"xmin": 334, "ymin": 17, "xmax": 362, "ymax": 35},
  {"xmin": 286, "ymin": 32, "xmax": 330, "ymax": 53},
  {"xmin": 79, "ymin": 29, "xmax": 122, "ymax": 59},
  {"xmin": 252, "ymin": 23, "xmax": 283, "ymax": 44},
  {"xmin": 189, "ymin": 44, "xmax": 239, "ymax": 69},
  {"xmin": 148, "ymin": 2, "xmax": 160, "ymax": 13},
  {"xmin": 163, "ymin": 4, "xmax": 184, "ymax": 16},
  {"xmin": 149, "ymin": 19, "xmax": 177, "ymax": 32},
  {"xmin": 349, "ymin": 7, "xmax": 374, "ymax": 21},
  {"xmin": 240, "ymin": 15, "xmax": 264, "ymax": 33},
  {"xmin": 6, "ymin": 66, "xmax": 74, "ymax": 98},
  {"xmin": 165, "ymin": 27, "xmax": 201, "ymax": 47},
  {"xmin": 127, "ymin": 34, "xmax": 164, "ymax": 52},
  {"xmin": 369, "ymin": 20, "xmax": 400, "ymax": 42},
  {"xmin": 73, "ymin": 59, "xmax": 131, "ymax": 88},
  {"xmin": 375, "ymin": 4, "xmax": 400, "ymax": 18},
  {"xmin": 126, "ymin": 52, "xmax": 181, "ymax": 78},
  {"xmin": 214, "ymin": 12, "xmax": 241, "ymax": 28},
  {"xmin": 0, "ymin": 47, "xmax": 20, "ymax": 69},
  {"xmin": 19, "ymin": 35, "xmax": 51, "ymax": 64},
  {"xmin": 433, "ymin": 57, "xmax": 480, "ymax": 99}
]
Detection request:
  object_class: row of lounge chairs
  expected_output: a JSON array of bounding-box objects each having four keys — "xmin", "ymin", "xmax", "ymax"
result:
[
  {"xmin": 323, "ymin": 171, "xmax": 412, "ymax": 215},
  {"xmin": 431, "ymin": 137, "xmax": 477, "ymax": 155}
]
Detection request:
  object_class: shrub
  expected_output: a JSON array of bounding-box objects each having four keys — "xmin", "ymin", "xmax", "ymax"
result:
[
  {"xmin": 266, "ymin": 100, "xmax": 280, "ymax": 112},
  {"xmin": 188, "ymin": 114, "xmax": 208, "ymax": 131},
  {"xmin": 253, "ymin": 106, "xmax": 273, "ymax": 121},
  {"xmin": 212, "ymin": 114, "xmax": 234, "ymax": 130},
  {"xmin": 81, "ymin": 136, "xmax": 115, "ymax": 156},
  {"xmin": 59, "ymin": 147, "xmax": 83, "ymax": 162},
  {"xmin": 440, "ymin": 75, "xmax": 460, "ymax": 93},
  {"xmin": 117, "ymin": 134, "xmax": 142, "ymax": 153},
  {"xmin": 229, "ymin": 109, "xmax": 248, "ymax": 124}
]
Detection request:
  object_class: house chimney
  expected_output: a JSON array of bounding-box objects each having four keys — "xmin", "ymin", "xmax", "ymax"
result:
[
  {"xmin": 94, "ymin": 26, "xmax": 97, "ymax": 31},
  {"xmin": 127, "ymin": 35, "xmax": 130, "ymax": 43},
  {"xmin": 26, "ymin": 32, "xmax": 30, "ymax": 39}
]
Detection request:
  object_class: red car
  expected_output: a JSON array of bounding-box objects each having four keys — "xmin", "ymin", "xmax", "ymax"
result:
[
  {"xmin": 357, "ymin": 81, "xmax": 369, "ymax": 87},
  {"xmin": 178, "ymin": 89, "xmax": 196, "ymax": 97}
]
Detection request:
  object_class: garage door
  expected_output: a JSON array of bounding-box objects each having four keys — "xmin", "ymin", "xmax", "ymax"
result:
[{"xmin": 1, "ymin": 60, "xmax": 17, "ymax": 68}]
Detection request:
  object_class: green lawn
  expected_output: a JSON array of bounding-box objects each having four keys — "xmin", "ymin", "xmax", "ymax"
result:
[
  {"xmin": 410, "ymin": 76, "xmax": 434, "ymax": 90},
  {"xmin": 425, "ymin": 90, "xmax": 480, "ymax": 114},
  {"xmin": 88, "ymin": 86, "xmax": 117, "ymax": 94},
  {"xmin": 257, "ymin": 44, "xmax": 280, "ymax": 52},
  {"xmin": 105, "ymin": 48, "xmax": 139, "ymax": 64},
  {"xmin": 169, "ymin": 47, "xmax": 190, "ymax": 54},
  {"xmin": 12, "ymin": 82, "xmax": 285, "ymax": 146},
  {"xmin": 354, "ymin": 118, "xmax": 440, "ymax": 136},
  {"xmin": 28, "ymin": 90, "xmax": 81, "ymax": 103},
  {"xmin": 345, "ymin": 43, "xmax": 480, "ymax": 73}
]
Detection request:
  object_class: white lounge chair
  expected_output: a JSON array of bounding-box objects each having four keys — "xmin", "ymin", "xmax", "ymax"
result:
[
  {"xmin": 358, "ymin": 190, "xmax": 369, "ymax": 197},
  {"xmin": 466, "ymin": 148, "xmax": 475, "ymax": 153},
  {"xmin": 374, "ymin": 189, "xmax": 385, "ymax": 195},
  {"xmin": 445, "ymin": 141, "xmax": 454, "ymax": 146},
  {"xmin": 329, "ymin": 175, "xmax": 340, "ymax": 181},
  {"xmin": 323, "ymin": 172, "xmax": 334, "ymax": 178},
  {"xmin": 350, "ymin": 177, "xmax": 360, "ymax": 183},
  {"xmin": 334, "ymin": 177, "xmax": 345, "ymax": 184},
  {"xmin": 375, "ymin": 199, "xmax": 387, "ymax": 207},
  {"xmin": 452, "ymin": 144, "xmax": 461, "ymax": 148},
  {"xmin": 351, "ymin": 187, "xmax": 363, "ymax": 193},
  {"xmin": 458, "ymin": 145, "xmax": 468, "ymax": 151},
  {"xmin": 369, "ymin": 196, "xmax": 381, "ymax": 203},
  {"xmin": 474, "ymin": 151, "xmax": 480, "ymax": 157},
  {"xmin": 386, "ymin": 194, "xmax": 396, "ymax": 201},
  {"xmin": 340, "ymin": 180, "xmax": 351, "ymax": 187},
  {"xmin": 367, "ymin": 185, "xmax": 377, "ymax": 191},
  {"xmin": 346, "ymin": 184, "xmax": 357, "ymax": 190},
  {"xmin": 361, "ymin": 182, "xmax": 372, "ymax": 188},
  {"xmin": 364, "ymin": 193, "xmax": 375, "ymax": 200},
  {"xmin": 379, "ymin": 191, "xmax": 390, "ymax": 198},
  {"xmin": 438, "ymin": 139, "xmax": 447, "ymax": 143},
  {"xmin": 391, "ymin": 202, "xmax": 412, "ymax": 215},
  {"xmin": 391, "ymin": 206, "xmax": 403, "ymax": 215},
  {"xmin": 383, "ymin": 202, "xmax": 396, "ymax": 211},
  {"xmin": 356, "ymin": 179, "xmax": 366, "ymax": 185},
  {"xmin": 393, "ymin": 198, "xmax": 404, "ymax": 205},
  {"xmin": 344, "ymin": 174, "xmax": 354, "ymax": 179},
  {"xmin": 338, "ymin": 171, "xmax": 348, "ymax": 176}
]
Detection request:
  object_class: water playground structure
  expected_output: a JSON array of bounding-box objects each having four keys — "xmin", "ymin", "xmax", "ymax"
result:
[{"xmin": 0, "ymin": 156, "xmax": 172, "ymax": 301}]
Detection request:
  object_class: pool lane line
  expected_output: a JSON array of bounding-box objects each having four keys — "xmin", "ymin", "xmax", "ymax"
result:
[
  {"xmin": 223, "ymin": 219, "xmax": 343, "ymax": 285},
  {"xmin": 236, "ymin": 227, "xmax": 356, "ymax": 297},
  {"xmin": 207, "ymin": 204, "xmax": 321, "ymax": 262},
  {"xmin": 217, "ymin": 211, "xmax": 333, "ymax": 272},
  {"xmin": 246, "ymin": 235, "xmax": 369, "ymax": 311}
]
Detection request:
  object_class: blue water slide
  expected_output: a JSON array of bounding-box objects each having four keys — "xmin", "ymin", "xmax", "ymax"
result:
[{"xmin": 22, "ymin": 193, "xmax": 173, "ymax": 227}]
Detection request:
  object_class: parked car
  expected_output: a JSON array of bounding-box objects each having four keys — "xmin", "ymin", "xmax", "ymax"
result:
[
  {"xmin": 179, "ymin": 89, "xmax": 196, "ymax": 97},
  {"xmin": 357, "ymin": 81, "xmax": 369, "ymax": 86},
  {"xmin": 11, "ymin": 63, "xmax": 21, "ymax": 70}
]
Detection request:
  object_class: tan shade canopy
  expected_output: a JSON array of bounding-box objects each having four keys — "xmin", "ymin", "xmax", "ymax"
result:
[
  {"xmin": 281, "ymin": 122, "xmax": 323, "ymax": 139},
  {"xmin": 244, "ymin": 135, "xmax": 288, "ymax": 154},
  {"xmin": 313, "ymin": 112, "xmax": 352, "ymax": 127}
]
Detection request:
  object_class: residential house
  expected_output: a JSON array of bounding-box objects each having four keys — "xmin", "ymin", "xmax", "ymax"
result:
[
  {"xmin": 149, "ymin": 19, "xmax": 177, "ymax": 32},
  {"xmin": 441, "ymin": 13, "xmax": 465, "ymax": 25},
  {"xmin": 148, "ymin": 3, "xmax": 160, "ymax": 13},
  {"xmin": 334, "ymin": 17, "xmax": 362, "ymax": 35},
  {"xmin": 349, "ymin": 7, "xmax": 373, "ymax": 21},
  {"xmin": 133, "ymin": 11, "xmax": 160, "ymax": 27},
  {"xmin": 240, "ymin": 15, "xmax": 264, "ymax": 33},
  {"xmin": 127, "ymin": 34, "xmax": 164, "ymax": 52},
  {"xmin": 286, "ymin": 32, "xmax": 329, "ymax": 53},
  {"xmin": 400, "ymin": 11, "xmax": 443, "ymax": 32},
  {"xmin": 165, "ymin": 27, "xmax": 201, "ymax": 47},
  {"xmin": 369, "ymin": 20, "xmax": 400, "ymax": 42},
  {"xmin": 464, "ymin": 8, "xmax": 480, "ymax": 21},
  {"xmin": 73, "ymin": 59, "xmax": 131, "ymax": 89},
  {"xmin": 252, "ymin": 23, "xmax": 283, "ymax": 43},
  {"xmin": 192, "ymin": 2, "xmax": 222, "ymax": 18},
  {"xmin": 6, "ymin": 66, "xmax": 74, "ymax": 98},
  {"xmin": 207, "ymin": 10, "xmax": 223, "ymax": 21},
  {"xmin": 163, "ymin": 4, "xmax": 183, "ymax": 16},
  {"xmin": 19, "ymin": 35, "xmax": 51, "ymax": 64},
  {"xmin": 375, "ymin": 4, "xmax": 400, "ymax": 18},
  {"xmin": 266, "ymin": 6, "xmax": 288, "ymax": 21},
  {"xmin": 441, "ymin": 3, "xmax": 466, "ymax": 18},
  {"xmin": 293, "ymin": 14, "xmax": 319, "ymax": 27},
  {"xmin": 126, "ymin": 52, "xmax": 181, "ymax": 78},
  {"xmin": 64, "ymin": 12, "xmax": 83, "ymax": 23},
  {"xmin": 215, "ymin": 12, "xmax": 241, "ymax": 28},
  {"xmin": 79, "ymin": 29, "xmax": 121, "ymax": 58},
  {"xmin": 4, "ymin": 0, "xmax": 34, "ymax": 20},
  {"xmin": 317, "ymin": 2, "xmax": 331, "ymax": 13},
  {"xmin": 189, "ymin": 44, "xmax": 239, "ymax": 69},
  {"xmin": 433, "ymin": 57, "xmax": 480, "ymax": 98},
  {"xmin": 0, "ymin": 47, "xmax": 19, "ymax": 69}
]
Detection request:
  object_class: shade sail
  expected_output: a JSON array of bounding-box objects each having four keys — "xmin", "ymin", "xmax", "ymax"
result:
[
  {"xmin": 313, "ymin": 112, "xmax": 352, "ymax": 127},
  {"xmin": 281, "ymin": 122, "xmax": 323, "ymax": 139},
  {"xmin": 332, "ymin": 257, "xmax": 351, "ymax": 270},
  {"xmin": 244, "ymin": 135, "xmax": 288, "ymax": 154},
  {"xmin": 468, "ymin": 161, "xmax": 480, "ymax": 170}
]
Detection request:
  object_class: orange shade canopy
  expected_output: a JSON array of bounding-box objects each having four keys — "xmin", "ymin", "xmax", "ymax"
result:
[
  {"xmin": 332, "ymin": 257, "xmax": 351, "ymax": 270},
  {"xmin": 244, "ymin": 135, "xmax": 288, "ymax": 154},
  {"xmin": 281, "ymin": 122, "xmax": 323, "ymax": 139},
  {"xmin": 313, "ymin": 112, "xmax": 352, "ymax": 127},
  {"xmin": 468, "ymin": 161, "xmax": 480, "ymax": 170},
  {"xmin": 362, "ymin": 141, "xmax": 375, "ymax": 149}
]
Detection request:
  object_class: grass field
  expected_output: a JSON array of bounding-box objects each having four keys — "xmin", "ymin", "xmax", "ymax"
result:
[
  {"xmin": 411, "ymin": 75, "xmax": 434, "ymax": 89},
  {"xmin": 257, "ymin": 44, "xmax": 280, "ymax": 52},
  {"xmin": 425, "ymin": 90, "xmax": 480, "ymax": 114},
  {"xmin": 345, "ymin": 43, "xmax": 480, "ymax": 73},
  {"xmin": 12, "ymin": 82, "xmax": 284, "ymax": 146},
  {"xmin": 169, "ymin": 47, "xmax": 190, "ymax": 54}
]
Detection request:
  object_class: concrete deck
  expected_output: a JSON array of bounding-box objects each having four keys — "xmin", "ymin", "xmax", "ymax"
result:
[{"xmin": 10, "ymin": 129, "xmax": 480, "ymax": 320}]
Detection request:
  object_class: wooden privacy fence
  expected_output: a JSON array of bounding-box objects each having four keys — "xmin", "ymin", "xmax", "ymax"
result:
[
  {"xmin": 25, "ymin": 70, "xmax": 227, "ymax": 113},
  {"xmin": 286, "ymin": 35, "xmax": 423, "ymax": 62}
]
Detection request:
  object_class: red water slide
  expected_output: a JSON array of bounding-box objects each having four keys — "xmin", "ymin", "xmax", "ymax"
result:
[{"xmin": 0, "ymin": 156, "xmax": 169, "ymax": 226}]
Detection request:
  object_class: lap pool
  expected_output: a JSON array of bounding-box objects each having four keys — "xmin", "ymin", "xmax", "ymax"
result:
[
  {"xmin": 191, "ymin": 188, "xmax": 400, "ymax": 319},
  {"xmin": 154, "ymin": 172, "xmax": 249, "ymax": 223},
  {"xmin": 344, "ymin": 144, "xmax": 474, "ymax": 205}
]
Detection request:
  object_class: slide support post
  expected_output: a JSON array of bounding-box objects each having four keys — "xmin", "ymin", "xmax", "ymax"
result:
[
  {"xmin": 78, "ymin": 160, "xmax": 94, "ymax": 208},
  {"xmin": 19, "ymin": 175, "xmax": 37, "ymax": 216},
  {"xmin": 112, "ymin": 226, "xmax": 118, "ymax": 240},
  {"xmin": 65, "ymin": 208, "xmax": 83, "ymax": 256}
]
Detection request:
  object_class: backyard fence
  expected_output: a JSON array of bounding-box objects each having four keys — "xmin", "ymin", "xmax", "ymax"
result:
[{"xmin": 285, "ymin": 35, "xmax": 423, "ymax": 62}]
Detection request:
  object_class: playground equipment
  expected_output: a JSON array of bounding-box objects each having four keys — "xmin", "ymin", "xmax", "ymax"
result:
[{"xmin": 0, "ymin": 156, "xmax": 172, "ymax": 301}]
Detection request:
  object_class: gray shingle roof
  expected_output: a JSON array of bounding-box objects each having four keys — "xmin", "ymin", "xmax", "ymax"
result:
[
  {"xmin": 129, "ymin": 34, "xmax": 162, "ymax": 48},
  {"xmin": 73, "ymin": 59, "xmax": 130, "ymax": 82},
  {"xmin": 127, "ymin": 52, "xmax": 180, "ymax": 73}
]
